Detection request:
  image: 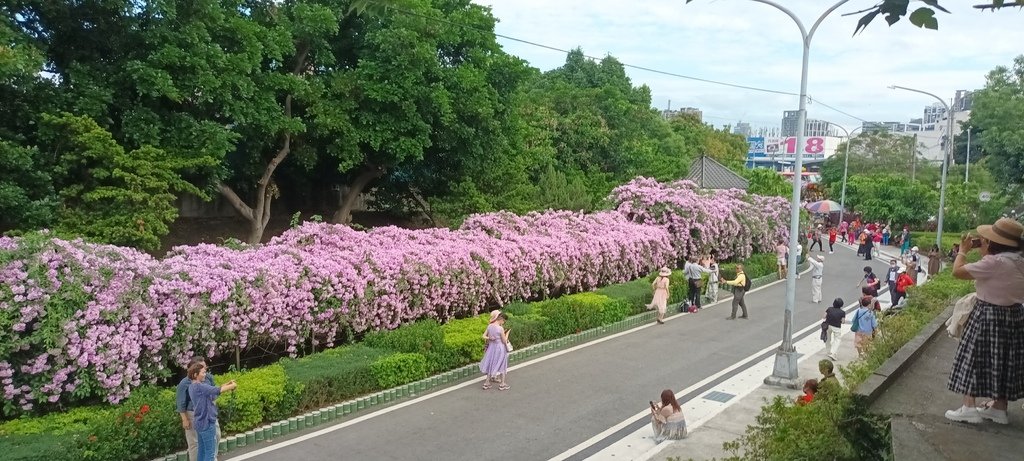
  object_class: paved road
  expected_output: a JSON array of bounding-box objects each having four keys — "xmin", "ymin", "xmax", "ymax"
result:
[{"xmin": 228, "ymin": 246, "xmax": 886, "ymax": 461}]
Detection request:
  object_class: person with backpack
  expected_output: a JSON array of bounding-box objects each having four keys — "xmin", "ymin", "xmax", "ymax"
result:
[
  {"xmin": 851, "ymin": 297, "xmax": 878, "ymax": 357},
  {"xmin": 723, "ymin": 264, "xmax": 751, "ymax": 320},
  {"xmin": 857, "ymin": 266, "xmax": 880, "ymax": 297}
]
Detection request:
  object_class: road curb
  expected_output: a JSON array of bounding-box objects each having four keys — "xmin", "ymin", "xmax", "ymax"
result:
[{"xmin": 853, "ymin": 304, "xmax": 955, "ymax": 404}]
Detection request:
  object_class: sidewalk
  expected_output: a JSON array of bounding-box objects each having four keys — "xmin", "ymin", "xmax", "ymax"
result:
[
  {"xmin": 868, "ymin": 314, "xmax": 1024, "ymax": 461},
  {"xmin": 648, "ymin": 243, "xmax": 911, "ymax": 461}
]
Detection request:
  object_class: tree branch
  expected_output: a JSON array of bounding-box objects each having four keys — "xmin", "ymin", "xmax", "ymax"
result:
[{"xmin": 217, "ymin": 182, "xmax": 255, "ymax": 222}]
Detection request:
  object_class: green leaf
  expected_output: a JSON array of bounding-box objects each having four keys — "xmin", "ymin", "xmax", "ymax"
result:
[{"xmin": 908, "ymin": 7, "xmax": 939, "ymax": 30}]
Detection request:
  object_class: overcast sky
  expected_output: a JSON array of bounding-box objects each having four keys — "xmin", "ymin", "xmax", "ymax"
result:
[{"xmin": 473, "ymin": 0, "xmax": 1024, "ymax": 134}]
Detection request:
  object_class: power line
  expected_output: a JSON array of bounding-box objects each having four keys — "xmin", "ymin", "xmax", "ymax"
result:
[{"xmin": 376, "ymin": 2, "xmax": 870, "ymax": 123}]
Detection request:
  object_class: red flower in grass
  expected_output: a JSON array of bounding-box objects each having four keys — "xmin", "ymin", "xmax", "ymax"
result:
[{"xmin": 140, "ymin": 404, "xmax": 151, "ymax": 415}]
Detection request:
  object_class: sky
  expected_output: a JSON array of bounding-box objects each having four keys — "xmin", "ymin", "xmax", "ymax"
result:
[{"xmin": 472, "ymin": 0, "xmax": 1024, "ymax": 134}]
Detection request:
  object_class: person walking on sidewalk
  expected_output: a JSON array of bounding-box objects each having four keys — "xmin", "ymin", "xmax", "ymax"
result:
[
  {"xmin": 894, "ymin": 265, "xmax": 916, "ymax": 307},
  {"xmin": 723, "ymin": 265, "xmax": 750, "ymax": 320},
  {"xmin": 944, "ymin": 218, "xmax": 1024, "ymax": 425},
  {"xmin": 927, "ymin": 244, "xmax": 942, "ymax": 279},
  {"xmin": 824, "ymin": 298, "xmax": 845, "ymax": 361},
  {"xmin": 828, "ymin": 226, "xmax": 838, "ymax": 254},
  {"xmin": 885, "ymin": 259, "xmax": 900, "ymax": 306},
  {"xmin": 900, "ymin": 226, "xmax": 911, "ymax": 256},
  {"xmin": 480, "ymin": 311, "xmax": 511, "ymax": 390},
  {"xmin": 648, "ymin": 267, "xmax": 671, "ymax": 324},
  {"xmin": 852, "ymin": 297, "xmax": 878, "ymax": 357},
  {"xmin": 839, "ymin": 220, "xmax": 849, "ymax": 243},
  {"xmin": 683, "ymin": 255, "xmax": 712, "ymax": 311},
  {"xmin": 808, "ymin": 255, "xmax": 825, "ymax": 303},
  {"xmin": 857, "ymin": 266, "xmax": 880, "ymax": 297}
]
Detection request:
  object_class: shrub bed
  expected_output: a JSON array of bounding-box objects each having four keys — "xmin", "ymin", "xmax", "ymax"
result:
[
  {"xmin": 609, "ymin": 177, "xmax": 790, "ymax": 261},
  {"xmin": 723, "ymin": 270, "xmax": 974, "ymax": 460},
  {"xmin": 1, "ymin": 253, "xmax": 778, "ymax": 460},
  {"xmin": 0, "ymin": 210, "xmax": 673, "ymax": 413}
]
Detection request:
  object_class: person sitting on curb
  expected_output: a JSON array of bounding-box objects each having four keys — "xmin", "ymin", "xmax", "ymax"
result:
[
  {"xmin": 796, "ymin": 379, "xmax": 818, "ymax": 406},
  {"xmin": 650, "ymin": 389, "xmax": 688, "ymax": 442}
]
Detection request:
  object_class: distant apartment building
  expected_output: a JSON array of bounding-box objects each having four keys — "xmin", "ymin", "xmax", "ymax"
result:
[
  {"xmin": 779, "ymin": 110, "xmax": 836, "ymax": 137},
  {"xmin": 661, "ymin": 107, "xmax": 703, "ymax": 122},
  {"xmin": 923, "ymin": 102, "xmax": 947, "ymax": 126},
  {"xmin": 954, "ymin": 89, "xmax": 974, "ymax": 112},
  {"xmin": 733, "ymin": 122, "xmax": 752, "ymax": 137},
  {"xmin": 861, "ymin": 121, "xmax": 913, "ymax": 133}
]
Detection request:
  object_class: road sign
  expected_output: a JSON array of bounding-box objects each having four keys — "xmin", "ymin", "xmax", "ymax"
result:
[{"xmin": 979, "ymin": 191, "xmax": 991, "ymax": 202}]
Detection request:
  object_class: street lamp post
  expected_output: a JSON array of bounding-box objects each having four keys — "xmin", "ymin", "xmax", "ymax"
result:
[
  {"xmin": 965, "ymin": 126, "xmax": 971, "ymax": 183},
  {"xmin": 824, "ymin": 123, "xmax": 869, "ymax": 225},
  {"xmin": 693, "ymin": 0, "xmax": 851, "ymax": 389},
  {"xmin": 888, "ymin": 85, "xmax": 952, "ymax": 250}
]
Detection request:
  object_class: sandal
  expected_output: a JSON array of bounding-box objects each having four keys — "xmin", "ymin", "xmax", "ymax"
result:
[
  {"xmin": 498, "ymin": 383, "xmax": 510, "ymax": 391},
  {"xmin": 482, "ymin": 382, "xmax": 492, "ymax": 390}
]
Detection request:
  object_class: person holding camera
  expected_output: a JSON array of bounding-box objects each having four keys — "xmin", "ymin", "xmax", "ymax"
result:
[
  {"xmin": 723, "ymin": 264, "xmax": 750, "ymax": 320},
  {"xmin": 945, "ymin": 218, "xmax": 1024, "ymax": 425},
  {"xmin": 187, "ymin": 361, "xmax": 238, "ymax": 461},
  {"xmin": 650, "ymin": 389, "xmax": 687, "ymax": 442}
]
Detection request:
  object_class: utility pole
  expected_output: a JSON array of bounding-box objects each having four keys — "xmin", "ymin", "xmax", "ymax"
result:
[{"xmin": 965, "ymin": 126, "xmax": 972, "ymax": 183}]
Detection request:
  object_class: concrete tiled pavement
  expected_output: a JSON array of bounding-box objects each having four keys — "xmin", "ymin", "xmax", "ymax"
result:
[{"xmin": 651, "ymin": 243, "xmax": 914, "ymax": 461}]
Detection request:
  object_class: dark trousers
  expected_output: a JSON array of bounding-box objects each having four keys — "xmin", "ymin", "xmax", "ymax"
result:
[
  {"xmin": 864, "ymin": 244, "xmax": 873, "ymax": 260},
  {"xmin": 731, "ymin": 288, "xmax": 748, "ymax": 318},
  {"xmin": 828, "ymin": 240, "xmax": 835, "ymax": 252},
  {"xmin": 888, "ymin": 281, "xmax": 898, "ymax": 305},
  {"xmin": 687, "ymin": 279, "xmax": 702, "ymax": 309},
  {"xmin": 809, "ymin": 239, "xmax": 823, "ymax": 251},
  {"xmin": 892, "ymin": 290, "xmax": 906, "ymax": 306}
]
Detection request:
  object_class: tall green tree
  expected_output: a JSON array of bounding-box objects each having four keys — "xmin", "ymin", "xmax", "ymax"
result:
[
  {"xmin": 42, "ymin": 113, "xmax": 203, "ymax": 250},
  {"xmin": 842, "ymin": 174, "xmax": 937, "ymax": 226},
  {"xmin": 968, "ymin": 55, "xmax": 1024, "ymax": 188},
  {"xmin": 741, "ymin": 167, "xmax": 791, "ymax": 198},
  {"xmin": 820, "ymin": 132, "xmax": 937, "ymax": 196}
]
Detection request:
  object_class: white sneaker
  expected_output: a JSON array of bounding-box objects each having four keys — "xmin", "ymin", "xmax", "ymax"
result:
[
  {"xmin": 977, "ymin": 406, "xmax": 1009, "ymax": 424},
  {"xmin": 944, "ymin": 405, "xmax": 983, "ymax": 424}
]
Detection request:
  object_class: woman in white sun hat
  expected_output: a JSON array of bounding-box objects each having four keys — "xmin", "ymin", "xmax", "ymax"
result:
[
  {"xmin": 945, "ymin": 218, "xmax": 1024, "ymax": 424},
  {"xmin": 648, "ymin": 267, "xmax": 672, "ymax": 324}
]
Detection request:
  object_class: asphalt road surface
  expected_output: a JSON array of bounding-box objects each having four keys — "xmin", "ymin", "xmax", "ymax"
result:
[{"xmin": 227, "ymin": 245, "xmax": 886, "ymax": 461}]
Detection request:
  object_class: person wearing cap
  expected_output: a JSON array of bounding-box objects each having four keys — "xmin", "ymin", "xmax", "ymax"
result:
[
  {"xmin": 823, "ymin": 298, "xmax": 845, "ymax": 360},
  {"xmin": 905, "ymin": 246, "xmax": 922, "ymax": 283},
  {"xmin": 945, "ymin": 218, "xmax": 1024, "ymax": 425},
  {"xmin": 808, "ymin": 254, "xmax": 825, "ymax": 303},
  {"xmin": 648, "ymin": 267, "xmax": 672, "ymax": 324},
  {"xmin": 893, "ymin": 265, "xmax": 916, "ymax": 307}
]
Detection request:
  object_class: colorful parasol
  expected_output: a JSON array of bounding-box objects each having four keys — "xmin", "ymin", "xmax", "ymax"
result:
[{"xmin": 804, "ymin": 200, "xmax": 844, "ymax": 214}]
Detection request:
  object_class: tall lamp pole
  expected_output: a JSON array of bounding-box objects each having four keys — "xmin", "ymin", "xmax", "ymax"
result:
[
  {"xmin": 965, "ymin": 126, "xmax": 971, "ymax": 183},
  {"xmin": 690, "ymin": 0, "xmax": 852, "ymax": 388},
  {"xmin": 825, "ymin": 123, "xmax": 870, "ymax": 225},
  {"xmin": 889, "ymin": 85, "xmax": 952, "ymax": 250}
]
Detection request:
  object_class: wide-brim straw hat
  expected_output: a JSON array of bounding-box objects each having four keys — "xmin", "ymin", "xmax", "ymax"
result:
[
  {"xmin": 488, "ymin": 310, "xmax": 501, "ymax": 323},
  {"xmin": 977, "ymin": 217, "xmax": 1024, "ymax": 248},
  {"xmin": 658, "ymin": 267, "xmax": 672, "ymax": 277}
]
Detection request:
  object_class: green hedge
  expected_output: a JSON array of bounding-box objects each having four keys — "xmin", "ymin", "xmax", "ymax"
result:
[
  {"xmin": 370, "ymin": 353, "xmax": 428, "ymax": 389},
  {"xmin": 216, "ymin": 365, "xmax": 289, "ymax": 433},
  {"xmin": 279, "ymin": 345, "xmax": 388, "ymax": 412},
  {"xmin": 724, "ymin": 270, "xmax": 974, "ymax": 460},
  {"xmin": 441, "ymin": 315, "xmax": 490, "ymax": 364}
]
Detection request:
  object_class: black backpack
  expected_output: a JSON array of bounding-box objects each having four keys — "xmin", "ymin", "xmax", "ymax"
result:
[{"xmin": 742, "ymin": 272, "xmax": 752, "ymax": 291}]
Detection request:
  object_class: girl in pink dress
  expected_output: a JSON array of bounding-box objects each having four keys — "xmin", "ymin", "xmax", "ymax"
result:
[{"xmin": 648, "ymin": 267, "xmax": 671, "ymax": 324}]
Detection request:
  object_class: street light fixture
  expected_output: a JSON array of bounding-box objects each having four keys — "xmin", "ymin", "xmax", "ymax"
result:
[
  {"xmin": 888, "ymin": 85, "xmax": 953, "ymax": 250},
  {"xmin": 823, "ymin": 122, "xmax": 873, "ymax": 225},
  {"xmin": 690, "ymin": 0, "xmax": 852, "ymax": 389}
]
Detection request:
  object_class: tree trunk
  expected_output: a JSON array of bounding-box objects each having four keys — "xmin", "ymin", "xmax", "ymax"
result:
[
  {"xmin": 331, "ymin": 166, "xmax": 385, "ymax": 224},
  {"xmin": 408, "ymin": 189, "xmax": 441, "ymax": 227}
]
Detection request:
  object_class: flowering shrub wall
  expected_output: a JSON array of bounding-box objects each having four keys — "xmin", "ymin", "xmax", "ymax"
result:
[
  {"xmin": 609, "ymin": 177, "xmax": 790, "ymax": 260},
  {"xmin": 0, "ymin": 212, "xmax": 673, "ymax": 413}
]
